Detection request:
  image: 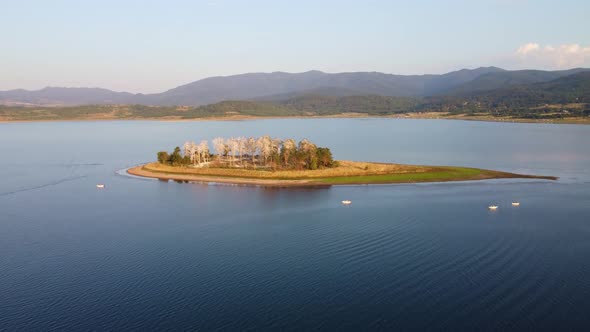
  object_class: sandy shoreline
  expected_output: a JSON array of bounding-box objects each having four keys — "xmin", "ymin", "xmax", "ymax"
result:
[{"xmin": 127, "ymin": 165, "xmax": 318, "ymax": 187}]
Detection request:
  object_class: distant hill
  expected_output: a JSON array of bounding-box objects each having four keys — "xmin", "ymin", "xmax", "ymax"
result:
[
  {"xmin": 423, "ymin": 66, "xmax": 506, "ymax": 95},
  {"xmin": 0, "ymin": 87, "xmax": 135, "ymax": 106},
  {"xmin": 462, "ymin": 71, "xmax": 590, "ymax": 103},
  {"xmin": 275, "ymin": 95, "xmax": 419, "ymax": 115},
  {"xmin": 252, "ymin": 86, "xmax": 370, "ymax": 101},
  {"xmin": 144, "ymin": 67, "xmax": 510, "ymax": 105},
  {"xmin": 421, "ymin": 72, "xmax": 590, "ymax": 117},
  {"xmin": 182, "ymin": 95, "xmax": 419, "ymax": 118},
  {"xmin": 1, "ymin": 73, "xmax": 589, "ymax": 121},
  {"xmin": 148, "ymin": 70, "xmax": 432, "ymax": 105},
  {"xmin": 1, "ymin": 67, "xmax": 588, "ymax": 107},
  {"xmin": 197, "ymin": 73, "xmax": 590, "ymax": 118},
  {"xmin": 449, "ymin": 68, "xmax": 590, "ymax": 95}
]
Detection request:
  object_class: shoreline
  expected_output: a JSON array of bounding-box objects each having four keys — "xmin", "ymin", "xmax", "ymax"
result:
[
  {"xmin": 127, "ymin": 162, "xmax": 557, "ymax": 188},
  {"xmin": 2, "ymin": 113, "xmax": 590, "ymax": 125}
]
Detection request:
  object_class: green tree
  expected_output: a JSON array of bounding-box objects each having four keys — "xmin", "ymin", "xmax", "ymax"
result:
[
  {"xmin": 170, "ymin": 146, "xmax": 183, "ymax": 166},
  {"xmin": 157, "ymin": 151, "xmax": 170, "ymax": 164},
  {"xmin": 316, "ymin": 147, "xmax": 334, "ymax": 168}
]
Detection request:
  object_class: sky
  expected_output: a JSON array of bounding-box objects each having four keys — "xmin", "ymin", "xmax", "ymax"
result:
[{"xmin": 1, "ymin": 0, "xmax": 589, "ymax": 93}]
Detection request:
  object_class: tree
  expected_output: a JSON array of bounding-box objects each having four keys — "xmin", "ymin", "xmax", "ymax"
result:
[
  {"xmin": 280, "ymin": 139, "xmax": 296, "ymax": 167},
  {"xmin": 316, "ymin": 147, "xmax": 334, "ymax": 168},
  {"xmin": 228, "ymin": 137, "xmax": 239, "ymax": 166},
  {"xmin": 298, "ymin": 139, "xmax": 318, "ymax": 170},
  {"xmin": 271, "ymin": 137, "xmax": 282, "ymax": 164},
  {"xmin": 157, "ymin": 151, "xmax": 169, "ymax": 164},
  {"xmin": 236, "ymin": 136, "xmax": 246, "ymax": 166},
  {"xmin": 213, "ymin": 137, "xmax": 226, "ymax": 163},
  {"xmin": 170, "ymin": 146, "xmax": 183, "ymax": 166},
  {"xmin": 257, "ymin": 135, "xmax": 273, "ymax": 166},
  {"xmin": 246, "ymin": 137, "xmax": 257, "ymax": 166},
  {"xmin": 194, "ymin": 142, "xmax": 202, "ymax": 164},
  {"xmin": 183, "ymin": 141, "xmax": 197, "ymax": 164},
  {"xmin": 198, "ymin": 140, "xmax": 209, "ymax": 164}
]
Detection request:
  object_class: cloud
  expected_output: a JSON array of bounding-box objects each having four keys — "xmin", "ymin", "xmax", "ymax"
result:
[
  {"xmin": 513, "ymin": 42, "xmax": 590, "ymax": 68},
  {"xmin": 516, "ymin": 43, "xmax": 540, "ymax": 55}
]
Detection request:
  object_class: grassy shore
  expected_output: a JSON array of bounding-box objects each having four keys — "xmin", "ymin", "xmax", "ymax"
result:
[{"xmin": 127, "ymin": 161, "xmax": 557, "ymax": 187}]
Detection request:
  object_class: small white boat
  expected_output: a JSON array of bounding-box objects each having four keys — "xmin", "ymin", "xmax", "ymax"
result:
[
  {"xmin": 488, "ymin": 205, "xmax": 498, "ymax": 210},
  {"xmin": 96, "ymin": 184, "xmax": 105, "ymax": 189},
  {"xmin": 512, "ymin": 202, "xmax": 520, "ymax": 206},
  {"xmin": 341, "ymin": 200, "xmax": 352, "ymax": 205}
]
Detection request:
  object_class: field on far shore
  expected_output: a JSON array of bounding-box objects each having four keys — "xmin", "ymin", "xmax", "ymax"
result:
[
  {"xmin": 127, "ymin": 161, "xmax": 557, "ymax": 187},
  {"xmin": 2, "ymin": 104, "xmax": 589, "ymax": 125}
]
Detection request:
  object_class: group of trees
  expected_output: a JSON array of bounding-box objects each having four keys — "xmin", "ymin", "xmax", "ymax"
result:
[
  {"xmin": 157, "ymin": 136, "xmax": 336, "ymax": 170},
  {"xmin": 156, "ymin": 140, "xmax": 210, "ymax": 166},
  {"xmin": 183, "ymin": 140, "xmax": 210, "ymax": 164}
]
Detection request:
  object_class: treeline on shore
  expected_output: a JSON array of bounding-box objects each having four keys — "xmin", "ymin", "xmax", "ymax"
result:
[{"xmin": 157, "ymin": 136, "xmax": 337, "ymax": 171}]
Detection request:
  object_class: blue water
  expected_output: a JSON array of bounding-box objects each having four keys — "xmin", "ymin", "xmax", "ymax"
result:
[{"xmin": 1, "ymin": 119, "xmax": 589, "ymax": 331}]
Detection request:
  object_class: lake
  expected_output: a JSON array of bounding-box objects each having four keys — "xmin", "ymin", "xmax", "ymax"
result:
[{"xmin": 1, "ymin": 118, "xmax": 589, "ymax": 331}]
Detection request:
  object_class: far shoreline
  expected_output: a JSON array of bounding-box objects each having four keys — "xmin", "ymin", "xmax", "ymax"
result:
[
  {"xmin": 2, "ymin": 113, "xmax": 590, "ymax": 125},
  {"xmin": 127, "ymin": 161, "xmax": 557, "ymax": 188}
]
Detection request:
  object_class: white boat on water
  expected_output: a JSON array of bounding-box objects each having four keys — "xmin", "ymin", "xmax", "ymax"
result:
[
  {"xmin": 342, "ymin": 200, "xmax": 352, "ymax": 205},
  {"xmin": 512, "ymin": 202, "xmax": 520, "ymax": 206},
  {"xmin": 96, "ymin": 184, "xmax": 105, "ymax": 189},
  {"xmin": 488, "ymin": 205, "xmax": 498, "ymax": 210}
]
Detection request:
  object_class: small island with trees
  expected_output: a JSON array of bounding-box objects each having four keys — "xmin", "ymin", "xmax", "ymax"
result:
[{"xmin": 127, "ymin": 136, "xmax": 557, "ymax": 186}]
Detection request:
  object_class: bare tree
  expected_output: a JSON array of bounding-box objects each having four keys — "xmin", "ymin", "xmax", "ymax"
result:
[
  {"xmin": 194, "ymin": 142, "xmax": 202, "ymax": 164},
  {"xmin": 183, "ymin": 141, "xmax": 197, "ymax": 164},
  {"xmin": 212, "ymin": 137, "xmax": 226, "ymax": 163},
  {"xmin": 257, "ymin": 135, "xmax": 273, "ymax": 166},
  {"xmin": 183, "ymin": 141, "xmax": 191, "ymax": 159},
  {"xmin": 281, "ymin": 138, "xmax": 296, "ymax": 166},
  {"xmin": 199, "ymin": 140, "xmax": 209, "ymax": 164},
  {"xmin": 236, "ymin": 136, "xmax": 246, "ymax": 166},
  {"xmin": 246, "ymin": 137, "xmax": 258, "ymax": 166},
  {"xmin": 271, "ymin": 137, "xmax": 282, "ymax": 164},
  {"xmin": 226, "ymin": 137, "xmax": 239, "ymax": 166}
]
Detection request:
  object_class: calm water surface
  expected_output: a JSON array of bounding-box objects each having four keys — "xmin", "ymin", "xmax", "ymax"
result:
[{"xmin": 1, "ymin": 119, "xmax": 589, "ymax": 331}]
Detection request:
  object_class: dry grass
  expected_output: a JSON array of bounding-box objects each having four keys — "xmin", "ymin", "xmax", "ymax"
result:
[
  {"xmin": 530, "ymin": 103, "xmax": 586, "ymax": 110},
  {"xmin": 140, "ymin": 161, "xmax": 433, "ymax": 179}
]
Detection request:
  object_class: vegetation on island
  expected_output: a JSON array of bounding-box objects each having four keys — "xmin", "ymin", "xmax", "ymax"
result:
[{"xmin": 157, "ymin": 136, "xmax": 336, "ymax": 171}]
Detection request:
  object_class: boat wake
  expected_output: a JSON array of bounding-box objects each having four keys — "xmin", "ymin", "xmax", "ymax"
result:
[{"xmin": 0, "ymin": 175, "xmax": 87, "ymax": 198}]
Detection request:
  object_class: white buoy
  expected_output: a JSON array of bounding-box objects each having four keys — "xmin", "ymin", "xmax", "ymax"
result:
[
  {"xmin": 96, "ymin": 184, "xmax": 105, "ymax": 189},
  {"xmin": 488, "ymin": 205, "xmax": 498, "ymax": 210},
  {"xmin": 512, "ymin": 202, "xmax": 520, "ymax": 206},
  {"xmin": 341, "ymin": 200, "xmax": 352, "ymax": 205}
]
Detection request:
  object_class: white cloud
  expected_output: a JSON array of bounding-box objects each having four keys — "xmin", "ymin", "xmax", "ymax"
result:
[
  {"xmin": 516, "ymin": 42, "xmax": 540, "ymax": 55},
  {"xmin": 513, "ymin": 42, "xmax": 590, "ymax": 68}
]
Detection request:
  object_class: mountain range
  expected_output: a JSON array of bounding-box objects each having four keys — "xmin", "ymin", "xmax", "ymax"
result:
[{"xmin": 1, "ymin": 67, "xmax": 588, "ymax": 106}]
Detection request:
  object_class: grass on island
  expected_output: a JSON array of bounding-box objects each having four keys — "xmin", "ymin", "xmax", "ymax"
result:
[{"xmin": 129, "ymin": 160, "xmax": 556, "ymax": 186}]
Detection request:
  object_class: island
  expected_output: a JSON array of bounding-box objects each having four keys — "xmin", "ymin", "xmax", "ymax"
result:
[{"xmin": 127, "ymin": 136, "xmax": 557, "ymax": 186}]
